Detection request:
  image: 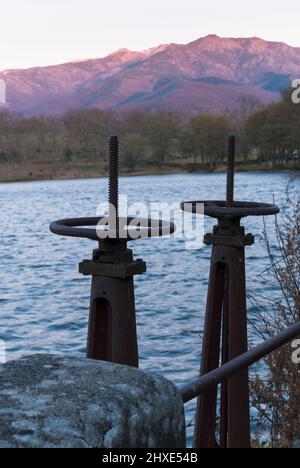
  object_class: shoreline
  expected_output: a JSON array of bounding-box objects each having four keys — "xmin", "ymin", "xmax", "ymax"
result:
[{"xmin": 0, "ymin": 161, "xmax": 298, "ymax": 184}]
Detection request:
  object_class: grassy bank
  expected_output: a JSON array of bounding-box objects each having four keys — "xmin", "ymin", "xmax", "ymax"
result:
[
  {"xmin": 0, "ymin": 160, "xmax": 186, "ymax": 183},
  {"xmin": 0, "ymin": 160, "xmax": 299, "ymax": 183}
]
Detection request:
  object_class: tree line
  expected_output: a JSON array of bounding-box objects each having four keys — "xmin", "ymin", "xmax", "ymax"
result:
[{"xmin": 0, "ymin": 90, "xmax": 299, "ymax": 172}]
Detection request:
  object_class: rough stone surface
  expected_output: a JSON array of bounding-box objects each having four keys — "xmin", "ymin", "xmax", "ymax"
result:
[{"xmin": 0, "ymin": 354, "xmax": 186, "ymax": 448}]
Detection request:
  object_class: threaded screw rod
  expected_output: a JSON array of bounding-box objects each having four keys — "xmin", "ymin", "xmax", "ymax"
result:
[
  {"xmin": 226, "ymin": 135, "xmax": 235, "ymax": 207},
  {"xmin": 108, "ymin": 136, "xmax": 119, "ymax": 232}
]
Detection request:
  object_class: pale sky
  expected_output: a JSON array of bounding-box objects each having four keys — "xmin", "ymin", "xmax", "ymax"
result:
[{"xmin": 1, "ymin": 0, "xmax": 300, "ymax": 71}]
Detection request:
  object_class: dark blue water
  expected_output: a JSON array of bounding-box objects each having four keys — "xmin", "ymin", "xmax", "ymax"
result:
[{"xmin": 0, "ymin": 172, "xmax": 298, "ymax": 443}]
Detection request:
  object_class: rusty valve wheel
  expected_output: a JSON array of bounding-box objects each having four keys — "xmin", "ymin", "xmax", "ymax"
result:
[
  {"xmin": 50, "ymin": 216, "xmax": 176, "ymax": 242},
  {"xmin": 181, "ymin": 200, "xmax": 279, "ymax": 219},
  {"xmin": 50, "ymin": 135, "xmax": 176, "ymax": 243},
  {"xmin": 182, "ymin": 136, "xmax": 279, "ymax": 220}
]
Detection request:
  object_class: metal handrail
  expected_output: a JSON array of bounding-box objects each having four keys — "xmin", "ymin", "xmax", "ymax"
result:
[{"xmin": 180, "ymin": 321, "xmax": 300, "ymax": 403}]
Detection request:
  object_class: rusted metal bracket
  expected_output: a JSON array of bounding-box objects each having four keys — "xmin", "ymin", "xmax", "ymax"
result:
[
  {"xmin": 204, "ymin": 225, "xmax": 254, "ymax": 247},
  {"xmin": 79, "ymin": 256, "xmax": 146, "ymax": 279}
]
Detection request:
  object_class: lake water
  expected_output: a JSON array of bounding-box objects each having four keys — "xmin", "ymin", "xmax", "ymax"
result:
[{"xmin": 0, "ymin": 171, "xmax": 298, "ymax": 444}]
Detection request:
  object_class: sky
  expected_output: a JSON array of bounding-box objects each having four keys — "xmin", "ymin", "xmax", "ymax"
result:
[{"xmin": 1, "ymin": 0, "xmax": 300, "ymax": 71}]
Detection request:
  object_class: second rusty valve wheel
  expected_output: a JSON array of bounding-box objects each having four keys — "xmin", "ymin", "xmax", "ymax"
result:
[
  {"xmin": 50, "ymin": 136, "xmax": 175, "ymax": 368},
  {"xmin": 181, "ymin": 200, "xmax": 279, "ymax": 219}
]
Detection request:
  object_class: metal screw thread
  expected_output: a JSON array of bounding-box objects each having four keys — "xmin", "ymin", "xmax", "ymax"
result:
[
  {"xmin": 108, "ymin": 135, "xmax": 119, "ymax": 224},
  {"xmin": 226, "ymin": 135, "xmax": 235, "ymax": 207}
]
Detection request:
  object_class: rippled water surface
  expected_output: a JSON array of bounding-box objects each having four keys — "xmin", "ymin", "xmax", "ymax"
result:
[{"xmin": 0, "ymin": 172, "xmax": 298, "ymax": 443}]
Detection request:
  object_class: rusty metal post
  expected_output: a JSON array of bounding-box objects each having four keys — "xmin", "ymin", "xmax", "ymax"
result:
[
  {"xmin": 79, "ymin": 136, "xmax": 145, "ymax": 367},
  {"xmin": 80, "ymin": 240, "xmax": 146, "ymax": 367},
  {"xmin": 50, "ymin": 136, "xmax": 175, "ymax": 369},
  {"xmin": 181, "ymin": 135, "xmax": 279, "ymax": 448},
  {"xmin": 194, "ymin": 219, "xmax": 253, "ymax": 448}
]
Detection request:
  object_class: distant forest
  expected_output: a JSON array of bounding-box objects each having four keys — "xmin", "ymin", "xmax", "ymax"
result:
[{"xmin": 0, "ymin": 90, "xmax": 299, "ymax": 181}]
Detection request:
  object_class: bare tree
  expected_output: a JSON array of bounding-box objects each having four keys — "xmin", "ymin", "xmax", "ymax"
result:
[{"xmin": 249, "ymin": 180, "xmax": 300, "ymax": 448}]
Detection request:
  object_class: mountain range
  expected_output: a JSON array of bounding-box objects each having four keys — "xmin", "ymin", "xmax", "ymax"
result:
[{"xmin": 1, "ymin": 34, "xmax": 300, "ymax": 116}]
